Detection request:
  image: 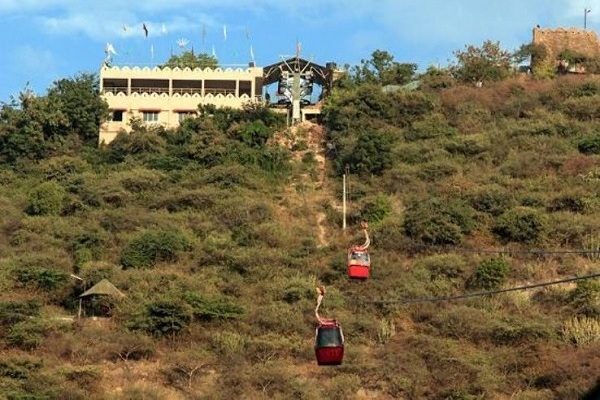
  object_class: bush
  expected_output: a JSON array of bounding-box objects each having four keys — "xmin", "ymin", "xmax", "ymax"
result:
[
  {"xmin": 25, "ymin": 181, "xmax": 65, "ymax": 216},
  {"xmin": 577, "ymin": 134, "xmax": 600, "ymax": 154},
  {"xmin": 469, "ymin": 186, "xmax": 514, "ymax": 216},
  {"xmin": 569, "ymin": 280, "xmax": 600, "ymax": 317},
  {"xmin": 182, "ymin": 291, "xmax": 244, "ymax": 321},
  {"xmin": 468, "ymin": 258, "xmax": 510, "ymax": 290},
  {"xmin": 13, "ymin": 265, "xmax": 69, "ymax": 291},
  {"xmin": 6, "ymin": 320, "xmax": 47, "ymax": 350},
  {"xmin": 0, "ymin": 300, "xmax": 42, "ymax": 326},
  {"xmin": 359, "ymin": 194, "xmax": 392, "ymax": 223},
  {"xmin": 403, "ymin": 197, "xmax": 475, "ymax": 246},
  {"xmin": 547, "ymin": 192, "xmax": 593, "ymax": 214},
  {"xmin": 121, "ymin": 229, "xmax": 192, "ymax": 269},
  {"xmin": 492, "ymin": 207, "xmax": 547, "ymax": 244},
  {"xmin": 129, "ymin": 299, "xmax": 193, "ymax": 337}
]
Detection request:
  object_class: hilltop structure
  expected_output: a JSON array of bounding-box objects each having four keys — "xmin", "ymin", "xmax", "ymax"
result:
[
  {"xmin": 531, "ymin": 26, "xmax": 600, "ymax": 74},
  {"xmin": 98, "ymin": 58, "xmax": 343, "ymax": 145}
]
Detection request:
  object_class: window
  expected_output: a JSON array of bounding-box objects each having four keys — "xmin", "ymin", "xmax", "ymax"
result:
[
  {"xmin": 112, "ymin": 110, "xmax": 124, "ymax": 122},
  {"xmin": 142, "ymin": 111, "xmax": 159, "ymax": 123},
  {"xmin": 178, "ymin": 111, "xmax": 196, "ymax": 122}
]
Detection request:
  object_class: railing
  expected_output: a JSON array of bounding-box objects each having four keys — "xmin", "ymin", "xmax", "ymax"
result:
[
  {"xmin": 130, "ymin": 87, "xmax": 170, "ymax": 94},
  {"xmin": 102, "ymin": 86, "xmax": 128, "ymax": 94},
  {"xmin": 172, "ymin": 88, "xmax": 202, "ymax": 95},
  {"xmin": 102, "ymin": 87, "xmax": 246, "ymax": 97}
]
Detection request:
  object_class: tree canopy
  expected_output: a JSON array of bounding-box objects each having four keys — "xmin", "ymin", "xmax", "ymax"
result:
[{"xmin": 161, "ymin": 51, "xmax": 219, "ymax": 69}]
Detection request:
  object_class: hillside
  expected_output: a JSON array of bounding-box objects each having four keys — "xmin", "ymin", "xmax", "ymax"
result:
[{"xmin": 0, "ymin": 74, "xmax": 600, "ymax": 399}]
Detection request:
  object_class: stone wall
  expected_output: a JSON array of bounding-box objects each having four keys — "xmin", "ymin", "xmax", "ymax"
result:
[{"xmin": 532, "ymin": 27, "xmax": 600, "ymax": 61}]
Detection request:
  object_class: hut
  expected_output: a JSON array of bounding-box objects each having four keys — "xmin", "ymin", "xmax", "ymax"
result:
[{"xmin": 78, "ymin": 279, "xmax": 125, "ymax": 318}]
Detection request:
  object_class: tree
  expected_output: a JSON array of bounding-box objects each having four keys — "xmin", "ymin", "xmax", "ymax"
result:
[
  {"xmin": 451, "ymin": 40, "xmax": 514, "ymax": 83},
  {"xmin": 352, "ymin": 50, "xmax": 417, "ymax": 85},
  {"xmin": 46, "ymin": 73, "xmax": 110, "ymax": 144},
  {"xmin": 162, "ymin": 51, "xmax": 219, "ymax": 69}
]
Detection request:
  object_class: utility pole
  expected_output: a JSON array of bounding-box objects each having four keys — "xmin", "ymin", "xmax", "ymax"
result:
[
  {"xmin": 585, "ymin": 8, "xmax": 591, "ymax": 30},
  {"xmin": 342, "ymin": 174, "xmax": 347, "ymax": 230}
]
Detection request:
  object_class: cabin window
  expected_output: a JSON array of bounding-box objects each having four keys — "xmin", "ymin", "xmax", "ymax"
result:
[{"xmin": 316, "ymin": 327, "xmax": 343, "ymax": 347}]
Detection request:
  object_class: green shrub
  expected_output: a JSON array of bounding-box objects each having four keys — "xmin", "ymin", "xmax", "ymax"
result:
[
  {"xmin": 577, "ymin": 134, "xmax": 600, "ymax": 154},
  {"xmin": 403, "ymin": 197, "xmax": 475, "ymax": 246},
  {"xmin": 404, "ymin": 113, "xmax": 458, "ymax": 141},
  {"xmin": 359, "ymin": 194, "xmax": 392, "ymax": 223},
  {"xmin": 182, "ymin": 291, "xmax": 244, "ymax": 321},
  {"xmin": 569, "ymin": 280, "xmax": 600, "ymax": 317},
  {"xmin": 415, "ymin": 254, "xmax": 468, "ymax": 279},
  {"xmin": 492, "ymin": 207, "xmax": 547, "ymax": 244},
  {"xmin": 6, "ymin": 320, "xmax": 47, "ymax": 350},
  {"xmin": 468, "ymin": 258, "xmax": 510, "ymax": 290},
  {"xmin": 469, "ymin": 186, "xmax": 514, "ymax": 216},
  {"xmin": 547, "ymin": 192, "xmax": 592, "ymax": 214},
  {"xmin": 13, "ymin": 265, "xmax": 69, "ymax": 291},
  {"xmin": 25, "ymin": 181, "xmax": 65, "ymax": 216},
  {"xmin": 129, "ymin": 299, "xmax": 193, "ymax": 337},
  {"xmin": 39, "ymin": 155, "xmax": 90, "ymax": 181},
  {"xmin": 0, "ymin": 300, "xmax": 42, "ymax": 325},
  {"xmin": 121, "ymin": 229, "xmax": 192, "ymax": 269},
  {"xmin": 416, "ymin": 160, "xmax": 458, "ymax": 182}
]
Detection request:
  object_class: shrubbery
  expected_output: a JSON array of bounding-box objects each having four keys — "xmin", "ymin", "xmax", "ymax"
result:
[
  {"xmin": 120, "ymin": 229, "xmax": 192, "ymax": 269},
  {"xmin": 403, "ymin": 197, "xmax": 475, "ymax": 246},
  {"xmin": 492, "ymin": 207, "xmax": 547, "ymax": 244},
  {"xmin": 25, "ymin": 181, "xmax": 65, "ymax": 216},
  {"xmin": 468, "ymin": 258, "xmax": 510, "ymax": 290}
]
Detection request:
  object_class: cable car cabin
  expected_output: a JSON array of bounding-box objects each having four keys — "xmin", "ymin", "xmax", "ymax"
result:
[
  {"xmin": 315, "ymin": 321, "xmax": 344, "ymax": 365},
  {"xmin": 347, "ymin": 247, "xmax": 370, "ymax": 279}
]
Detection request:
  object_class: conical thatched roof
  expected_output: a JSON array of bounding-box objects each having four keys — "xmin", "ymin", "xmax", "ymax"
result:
[{"xmin": 79, "ymin": 279, "xmax": 125, "ymax": 298}]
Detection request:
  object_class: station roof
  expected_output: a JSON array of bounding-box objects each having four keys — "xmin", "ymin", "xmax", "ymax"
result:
[{"xmin": 262, "ymin": 57, "xmax": 332, "ymax": 86}]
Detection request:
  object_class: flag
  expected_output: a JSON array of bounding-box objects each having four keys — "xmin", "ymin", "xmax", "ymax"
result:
[
  {"xmin": 296, "ymin": 41, "xmax": 302, "ymax": 56},
  {"xmin": 212, "ymin": 45, "xmax": 217, "ymax": 58},
  {"xmin": 250, "ymin": 45, "xmax": 255, "ymax": 62},
  {"xmin": 143, "ymin": 23, "xmax": 149, "ymax": 38},
  {"xmin": 223, "ymin": 24, "xmax": 227, "ymax": 41},
  {"xmin": 150, "ymin": 44, "xmax": 154, "ymax": 60},
  {"xmin": 161, "ymin": 23, "xmax": 167, "ymax": 35},
  {"xmin": 105, "ymin": 42, "xmax": 117, "ymax": 56}
]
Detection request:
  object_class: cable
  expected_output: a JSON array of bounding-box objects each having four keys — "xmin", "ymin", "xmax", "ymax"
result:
[{"xmin": 362, "ymin": 272, "xmax": 600, "ymax": 305}]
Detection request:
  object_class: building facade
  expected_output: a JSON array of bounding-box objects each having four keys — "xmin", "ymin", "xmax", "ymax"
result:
[{"xmin": 99, "ymin": 64, "xmax": 264, "ymax": 144}]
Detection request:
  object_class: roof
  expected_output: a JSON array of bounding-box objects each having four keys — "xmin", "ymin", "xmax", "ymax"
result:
[
  {"xmin": 79, "ymin": 279, "xmax": 125, "ymax": 298},
  {"xmin": 262, "ymin": 56, "xmax": 333, "ymax": 87}
]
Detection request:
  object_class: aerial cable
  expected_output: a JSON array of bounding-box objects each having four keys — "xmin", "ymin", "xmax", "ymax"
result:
[{"xmin": 362, "ymin": 272, "xmax": 600, "ymax": 305}]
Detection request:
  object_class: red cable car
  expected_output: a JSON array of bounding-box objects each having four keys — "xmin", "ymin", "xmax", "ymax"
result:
[
  {"xmin": 315, "ymin": 320, "xmax": 344, "ymax": 365},
  {"xmin": 314, "ymin": 286, "xmax": 344, "ymax": 366},
  {"xmin": 348, "ymin": 222, "xmax": 371, "ymax": 279}
]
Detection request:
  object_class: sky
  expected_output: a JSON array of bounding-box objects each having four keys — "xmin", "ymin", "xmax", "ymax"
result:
[{"xmin": 0, "ymin": 0, "xmax": 596, "ymax": 102}]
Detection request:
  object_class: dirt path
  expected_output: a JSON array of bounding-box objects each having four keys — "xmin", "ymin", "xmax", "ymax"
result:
[{"xmin": 273, "ymin": 121, "xmax": 332, "ymax": 247}]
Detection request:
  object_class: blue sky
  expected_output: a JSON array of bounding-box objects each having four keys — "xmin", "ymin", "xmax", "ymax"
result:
[{"xmin": 0, "ymin": 0, "xmax": 595, "ymax": 102}]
